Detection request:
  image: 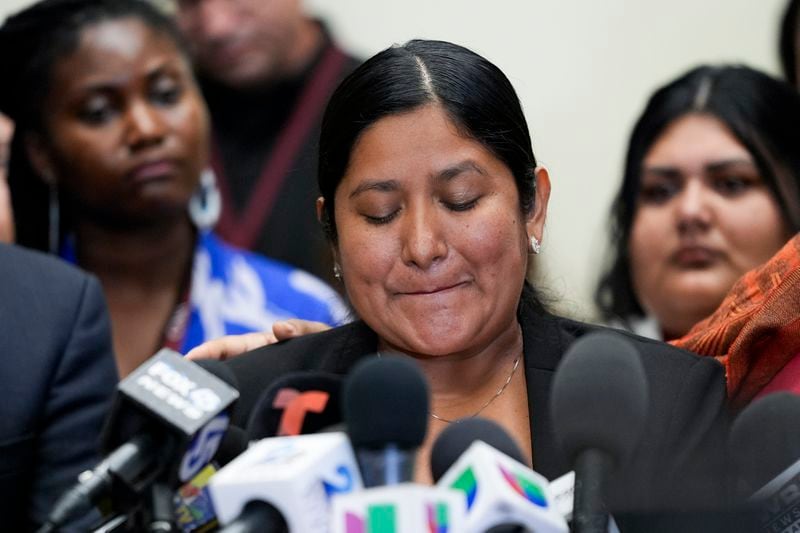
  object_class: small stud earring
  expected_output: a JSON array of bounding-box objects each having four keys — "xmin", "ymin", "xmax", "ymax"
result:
[
  {"xmin": 529, "ymin": 235, "xmax": 541, "ymax": 255},
  {"xmin": 333, "ymin": 263, "xmax": 343, "ymax": 280}
]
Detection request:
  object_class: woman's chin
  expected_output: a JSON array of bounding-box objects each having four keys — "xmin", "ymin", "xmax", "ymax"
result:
[{"xmin": 380, "ymin": 323, "xmax": 485, "ymax": 358}]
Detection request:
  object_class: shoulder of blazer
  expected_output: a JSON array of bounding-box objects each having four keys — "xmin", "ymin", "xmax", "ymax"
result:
[
  {"xmin": 0, "ymin": 243, "xmax": 88, "ymax": 286},
  {"xmin": 225, "ymin": 320, "xmax": 377, "ymax": 426}
]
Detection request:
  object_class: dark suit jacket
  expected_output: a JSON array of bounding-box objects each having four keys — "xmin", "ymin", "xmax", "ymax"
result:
[
  {"xmin": 0, "ymin": 244, "xmax": 118, "ymax": 531},
  {"xmin": 227, "ymin": 286, "xmax": 731, "ymax": 517}
]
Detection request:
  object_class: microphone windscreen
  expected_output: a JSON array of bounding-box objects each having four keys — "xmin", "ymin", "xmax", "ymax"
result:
[
  {"xmin": 344, "ymin": 355, "xmax": 429, "ymax": 450},
  {"xmin": 246, "ymin": 372, "xmax": 343, "ymax": 440},
  {"xmin": 213, "ymin": 426, "xmax": 248, "ymax": 467},
  {"xmin": 730, "ymin": 392, "xmax": 800, "ymax": 491},
  {"xmin": 430, "ymin": 417, "xmax": 525, "ymax": 483},
  {"xmin": 550, "ymin": 332, "xmax": 649, "ymax": 465},
  {"xmin": 220, "ymin": 500, "xmax": 288, "ymax": 533}
]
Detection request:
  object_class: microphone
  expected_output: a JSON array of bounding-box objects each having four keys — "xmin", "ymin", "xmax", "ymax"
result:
[
  {"xmin": 208, "ymin": 432, "xmax": 363, "ymax": 532},
  {"xmin": 330, "ymin": 483, "xmax": 467, "ymax": 533},
  {"xmin": 729, "ymin": 392, "xmax": 800, "ymax": 532},
  {"xmin": 213, "ymin": 426, "xmax": 249, "ymax": 466},
  {"xmin": 430, "ymin": 417, "xmax": 526, "ymax": 482},
  {"xmin": 219, "ymin": 501, "xmax": 288, "ymax": 533},
  {"xmin": 343, "ymin": 355, "xmax": 429, "ymax": 487},
  {"xmin": 42, "ymin": 349, "xmax": 239, "ymax": 531},
  {"xmin": 550, "ymin": 332, "xmax": 649, "ymax": 533},
  {"xmin": 433, "ymin": 417, "xmax": 568, "ymax": 533},
  {"xmin": 247, "ymin": 372, "xmax": 343, "ymax": 439},
  {"xmin": 173, "ymin": 426, "xmax": 249, "ymax": 532}
]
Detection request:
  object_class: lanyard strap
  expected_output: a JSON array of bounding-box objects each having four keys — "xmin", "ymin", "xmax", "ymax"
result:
[
  {"xmin": 212, "ymin": 45, "xmax": 349, "ymax": 249},
  {"xmin": 162, "ymin": 290, "xmax": 191, "ymax": 352}
]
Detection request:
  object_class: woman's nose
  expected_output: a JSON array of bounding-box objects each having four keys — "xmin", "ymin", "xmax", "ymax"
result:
[
  {"xmin": 675, "ymin": 179, "xmax": 712, "ymax": 234},
  {"xmin": 125, "ymin": 101, "xmax": 167, "ymax": 150},
  {"xmin": 400, "ymin": 205, "xmax": 448, "ymax": 270}
]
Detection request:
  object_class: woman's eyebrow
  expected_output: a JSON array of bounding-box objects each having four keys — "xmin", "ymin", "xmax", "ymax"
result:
[
  {"xmin": 145, "ymin": 63, "xmax": 173, "ymax": 82},
  {"xmin": 348, "ymin": 179, "xmax": 399, "ymax": 199},
  {"xmin": 348, "ymin": 160, "xmax": 486, "ymax": 199},
  {"xmin": 705, "ymin": 158, "xmax": 756, "ymax": 173},
  {"xmin": 435, "ymin": 160, "xmax": 487, "ymax": 182},
  {"xmin": 641, "ymin": 165, "xmax": 682, "ymax": 179},
  {"xmin": 71, "ymin": 74, "xmax": 130, "ymax": 95}
]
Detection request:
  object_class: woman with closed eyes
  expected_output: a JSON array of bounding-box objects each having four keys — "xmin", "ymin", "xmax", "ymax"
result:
[{"xmin": 221, "ymin": 40, "xmax": 733, "ymax": 520}]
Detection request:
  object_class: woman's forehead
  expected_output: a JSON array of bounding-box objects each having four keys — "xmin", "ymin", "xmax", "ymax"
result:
[
  {"xmin": 342, "ymin": 106, "xmax": 507, "ymax": 185},
  {"xmin": 53, "ymin": 18, "xmax": 183, "ymax": 87}
]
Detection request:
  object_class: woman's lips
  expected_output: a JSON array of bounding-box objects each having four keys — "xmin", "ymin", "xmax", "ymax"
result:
[
  {"xmin": 398, "ymin": 281, "xmax": 469, "ymax": 296},
  {"xmin": 128, "ymin": 160, "xmax": 178, "ymax": 183},
  {"xmin": 671, "ymin": 245, "xmax": 720, "ymax": 267}
]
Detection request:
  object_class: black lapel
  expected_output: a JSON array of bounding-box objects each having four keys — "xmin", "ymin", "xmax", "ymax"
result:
[{"xmin": 518, "ymin": 288, "xmax": 574, "ymax": 479}]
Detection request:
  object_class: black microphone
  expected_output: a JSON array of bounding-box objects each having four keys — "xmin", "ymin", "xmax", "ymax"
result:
[
  {"xmin": 430, "ymin": 417, "xmax": 525, "ymax": 483},
  {"xmin": 550, "ymin": 332, "xmax": 649, "ymax": 533},
  {"xmin": 730, "ymin": 391, "xmax": 800, "ymax": 492},
  {"xmin": 217, "ymin": 500, "xmax": 288, "ymax": 533},
  {"xmin": 212, "ymin": 426, "xmax": 248, "ymax": 467},
  {"xmin": 343, "ymin": 355, "xmax": 429, "ymax": 487},
  {"xmin": 42, "ymin": 350, "xmax": 239, "ymax": 531},
  {"xmin": 246, "ymin": 371, "xmax": 343, "ymax": 440},
  {"xmin": 729, "ymin": 392, "xmax": 800, "ymax": 531}
]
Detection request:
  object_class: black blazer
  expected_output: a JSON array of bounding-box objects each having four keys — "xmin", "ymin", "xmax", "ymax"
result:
[
  {"xmin": 227, "ymin": 287, "xmax": 731, "ymax": 514},
  {"xmin": 0, "ymin": 244, "xmax": 118, "ymax": 531}
]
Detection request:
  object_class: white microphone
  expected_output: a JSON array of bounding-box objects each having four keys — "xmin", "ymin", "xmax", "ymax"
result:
[
  {"xmin": 329, "ymin": 484, "xmax": 466, "ymax": 533},
  {"xmin": 436, "ymin": 440, "xmax": 568, "ymax": 533},
  {"xmin": 549, "ymin": 471, "xmax": 576, "ymax": 521},
  {"xmin": 208, "ymin": 432, "xmax": 363, "ymax": 532},
  {"xmin": 549, "ymin": 471, "xmax": 621, "ymax": 533}
]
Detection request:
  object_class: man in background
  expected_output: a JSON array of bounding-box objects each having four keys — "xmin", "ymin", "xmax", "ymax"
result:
[{"xmin": 175, "ymin": 0, "xmax": 360, "ymax": 287}]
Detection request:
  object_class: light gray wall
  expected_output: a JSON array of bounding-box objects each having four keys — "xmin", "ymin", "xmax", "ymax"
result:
[{"xmin": 1, "ymin": 0, "xmax": 789, "ymax": 320}]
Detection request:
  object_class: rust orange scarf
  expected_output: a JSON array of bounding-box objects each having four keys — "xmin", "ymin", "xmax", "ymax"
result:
[{"xmin": 670, "ymin": 233, "xmax": 800, "ymax": 408}]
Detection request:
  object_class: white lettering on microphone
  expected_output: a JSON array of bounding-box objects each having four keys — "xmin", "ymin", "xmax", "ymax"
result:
[
  {"xmin": 148, "ymin": 360, "xmax": 197, "ymax": 397},
  {"xmin": 137, "ymin": 374, "xmax": 204, "ymax": 421},
  {"xmin": 136, "ymin": 361, "xmax": 222, "ymax": 419}
]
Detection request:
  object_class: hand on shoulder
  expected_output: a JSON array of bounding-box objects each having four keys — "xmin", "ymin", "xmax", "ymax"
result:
[{"xmin": 185, "ymin": 319, "xmax": 332, "ymax": 361}]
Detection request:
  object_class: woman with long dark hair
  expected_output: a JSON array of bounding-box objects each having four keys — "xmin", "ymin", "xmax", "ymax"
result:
[
  {"xmin": 596, "ymin": 66, "xmax": 800, "ymax": 341},
  {"xmin": 223, "ymin": 40, "xmax": 731, "ymax": 517}
]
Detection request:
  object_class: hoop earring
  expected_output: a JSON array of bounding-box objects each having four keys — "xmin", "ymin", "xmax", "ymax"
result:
[
  {"xmin": 528, "ymin": 235, "xmax": 541, "ymax": 255},
  {"xmin": 47, "ymin": 182, "xmax": 60, "ymax": 254},
  {"xmin": 188, "ymin": 168, "xmax": 222, "ymax": 230}
]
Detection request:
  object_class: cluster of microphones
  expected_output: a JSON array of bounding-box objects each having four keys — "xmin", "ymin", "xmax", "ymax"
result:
[{"xmin": 38, "ymin": 333, "xmax": 800, "ymax": 532}]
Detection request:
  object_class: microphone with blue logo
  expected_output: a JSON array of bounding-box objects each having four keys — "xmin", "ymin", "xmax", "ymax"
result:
[
  {"xmin": 208, "ymin": 431, "xmax": 364, "ymax": 532},
  {"xmin": 41, "ymin": 349, "xmax": 239, "ymax": 532}
]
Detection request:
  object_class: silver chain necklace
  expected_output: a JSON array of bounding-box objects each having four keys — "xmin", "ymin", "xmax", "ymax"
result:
[{"xmin": 376, "ymin": 350, "xmax": 521, "ymax": 424}]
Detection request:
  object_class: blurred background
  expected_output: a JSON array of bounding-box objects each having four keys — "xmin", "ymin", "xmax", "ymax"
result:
[{"xmin": 0, "ymin": 0, "xmax": 787, "ymax": 320}]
